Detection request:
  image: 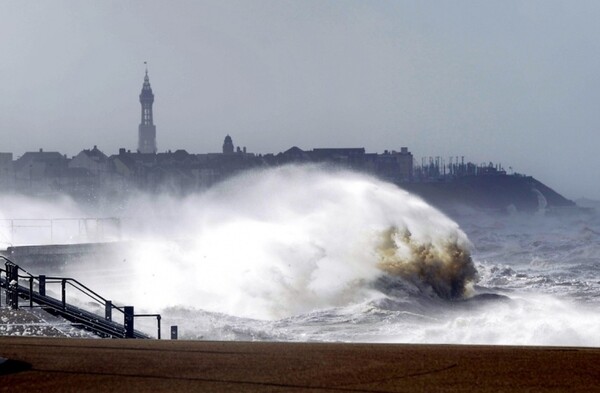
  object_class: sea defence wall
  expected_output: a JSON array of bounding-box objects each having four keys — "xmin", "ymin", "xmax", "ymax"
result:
[{"xmin": 0, "ymin": 242, "xmax": 130, "ymax": 272}]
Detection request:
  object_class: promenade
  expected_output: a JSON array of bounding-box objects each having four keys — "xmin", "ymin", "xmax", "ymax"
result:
[{"xmin": 1, "ymin": 337, "xmax": 598, "ymax": 392}]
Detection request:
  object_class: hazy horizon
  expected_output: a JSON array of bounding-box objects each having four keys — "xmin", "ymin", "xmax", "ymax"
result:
[{"xmin": 1, "ymin": 1, "xmax": 599, "ymax": 199}]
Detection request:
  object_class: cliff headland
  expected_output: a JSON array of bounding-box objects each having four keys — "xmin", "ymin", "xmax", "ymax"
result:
[{"xmin": 403, "ymin": 174, "xmax": 575, "ymax": 214}]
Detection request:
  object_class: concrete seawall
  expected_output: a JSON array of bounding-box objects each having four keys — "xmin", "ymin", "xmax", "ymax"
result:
[{"xmin": 0, "ymin": 242, "xmax": 131, "ymax": 272}]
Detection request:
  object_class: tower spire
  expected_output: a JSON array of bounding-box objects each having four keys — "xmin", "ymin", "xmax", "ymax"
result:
[{"xmin": 138, "ymin": 64, "xmax": 157, "ymax": 154}]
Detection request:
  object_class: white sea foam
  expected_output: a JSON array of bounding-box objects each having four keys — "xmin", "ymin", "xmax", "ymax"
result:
[
  {"xmin": 119, "ymin": 165, "xmax": 475, "ymax": 319},
  {"xmin": 2, "ymin": 166, "xmax": 600, "ymax": 346}
]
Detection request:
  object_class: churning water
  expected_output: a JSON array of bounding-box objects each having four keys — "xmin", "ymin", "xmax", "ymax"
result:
[{"xmin": 1, "ymin": 165, "xmax": 599, "ymax": 346}]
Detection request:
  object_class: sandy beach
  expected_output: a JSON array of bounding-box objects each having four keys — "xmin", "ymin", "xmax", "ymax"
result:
[{"xmin": 1, "ymin": 337, "xmax": 598, "ymax": 392}]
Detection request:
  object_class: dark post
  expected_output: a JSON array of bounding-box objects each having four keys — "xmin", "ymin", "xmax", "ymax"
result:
[
  {"xmin": 105, "ymin": 300, "xmax": 112, "ymax": 321},
  {"xmin": 6, "ymin": 263, "xmax": 18, "ymax": 310},
  {"xmin": 38, "ymin": 275, "xmax": 46, "ymax": 296},
  {"xmin": 156, "ymin": 314, "xmax": 161, "ymax": 340},
  {"xmin": 157, "ymin": 315, "xmax": 161, "ymax": 339},
  {"xmin": 124, "ymin": 306, "xmax": 134, "ymax": 338},
  {"xmin": 3, "ymin": 265, "xmax": 6, "ymax": 307},
  {"xmin": 29, "ymin": 277, "xmax": 33, "ymax": 308},
  {"xmin": 61, "ymin": 279, "xmax": 66, "ymax": 310},
  {"xmin": 170, "ymin": 325, "xmax": 178, "ymax": 340}
]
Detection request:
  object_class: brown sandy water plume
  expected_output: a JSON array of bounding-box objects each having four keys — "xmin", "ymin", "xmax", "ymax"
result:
[{"xmin": 377, "ymin": 226, "xmax": 477, "ymax": 299}]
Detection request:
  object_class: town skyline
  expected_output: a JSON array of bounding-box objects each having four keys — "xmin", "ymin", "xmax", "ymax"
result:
[
  {"xmin": 0, "ymin": 61, "xmax": 587, "ymax": 202},
  {"xmin": 1, "ymin": 2, "xmax": 599, "ymax": 198},
  {"xmin": 1, "ymin": 68, "xmax": 509, "ymax": 179}
]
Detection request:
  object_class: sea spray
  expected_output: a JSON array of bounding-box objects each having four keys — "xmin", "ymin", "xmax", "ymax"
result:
[
  {"xmin": 3, "ymin": 166, "xmax": 600, "ymax": 345},
  {"xmin": 119, "ymin": 165, "xmax": 477, "ymax": 319}
]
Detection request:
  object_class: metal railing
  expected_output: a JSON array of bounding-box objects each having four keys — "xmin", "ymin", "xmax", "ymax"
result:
[
  {"xmin": 0, "ymin": 256, "xmax": 160, "ymax": 339},
  {"xmin": 0, "ymin": 217, "xmax": 122, "ymax": 245}
]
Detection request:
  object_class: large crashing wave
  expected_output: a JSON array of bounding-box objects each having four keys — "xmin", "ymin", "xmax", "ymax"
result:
[{"xmin": 124, "ymin": 165, "xmax": 477, "ymax": 319}]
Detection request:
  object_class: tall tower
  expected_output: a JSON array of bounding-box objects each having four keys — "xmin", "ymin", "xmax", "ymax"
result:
[
  {"xmin": 138, "ymin": 67, "xmax": 157, "ymax": 154},
  {"xmin": 222, "ymin": 135, "xmax": 234, "ymax": 154}
]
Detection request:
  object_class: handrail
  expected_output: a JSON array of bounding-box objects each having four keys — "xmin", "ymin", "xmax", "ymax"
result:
[
  {"xmin": 135, "ymin": 313, "xmax": 162, "ymax": 339},
  {"xmin": 1, "ymin": 256, "xmax": 160, "ymax": 338},
  {"xmin": 43, "ymin": 276, "xmax": 120, "ymax": 312},
  {"xmin": 2, "ymin": 255, "xmax": 126, "ymax": 316},
  {"xmin": 0, "ymin": 256, "xmax": 35, "ymax": 277}
]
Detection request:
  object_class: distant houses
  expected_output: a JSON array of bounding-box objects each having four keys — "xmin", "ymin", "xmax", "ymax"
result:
[
  {"xmin": 0, "ymin": 133, "xmax": 506, "ymax": 201},
  {"xmin": 0, "ymin": 135, "xmax": 404, "ymax": 198},
  {"xmin": 69, "ymin": 145, "xmax": 109, "ymax": 177}
]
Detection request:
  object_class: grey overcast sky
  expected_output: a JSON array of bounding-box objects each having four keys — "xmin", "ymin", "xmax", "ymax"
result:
[{"xmin": 1, "ymin": 1, "xmax": 599, "ymax": 199}]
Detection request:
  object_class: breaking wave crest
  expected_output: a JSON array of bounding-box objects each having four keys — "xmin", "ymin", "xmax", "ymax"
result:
[{"xmin": 124, "ymin": 165, "xmax": 477, "ymax": 319}]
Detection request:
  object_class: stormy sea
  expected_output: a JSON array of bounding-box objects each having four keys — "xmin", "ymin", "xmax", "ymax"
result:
[{"xmin": 1, "ymin": 165, "xmax": 599, "ymax": 346}]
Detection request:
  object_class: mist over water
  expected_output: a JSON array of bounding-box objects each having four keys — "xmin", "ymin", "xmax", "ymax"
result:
[{"xmin": 1, "ymin": 165, "xmax": 600, "ymax": 346}]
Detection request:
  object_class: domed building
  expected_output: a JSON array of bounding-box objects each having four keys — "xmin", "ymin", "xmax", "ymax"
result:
[{"xmin": 222, "ymin": 135, "xmax": 234, "ymax": 154}]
